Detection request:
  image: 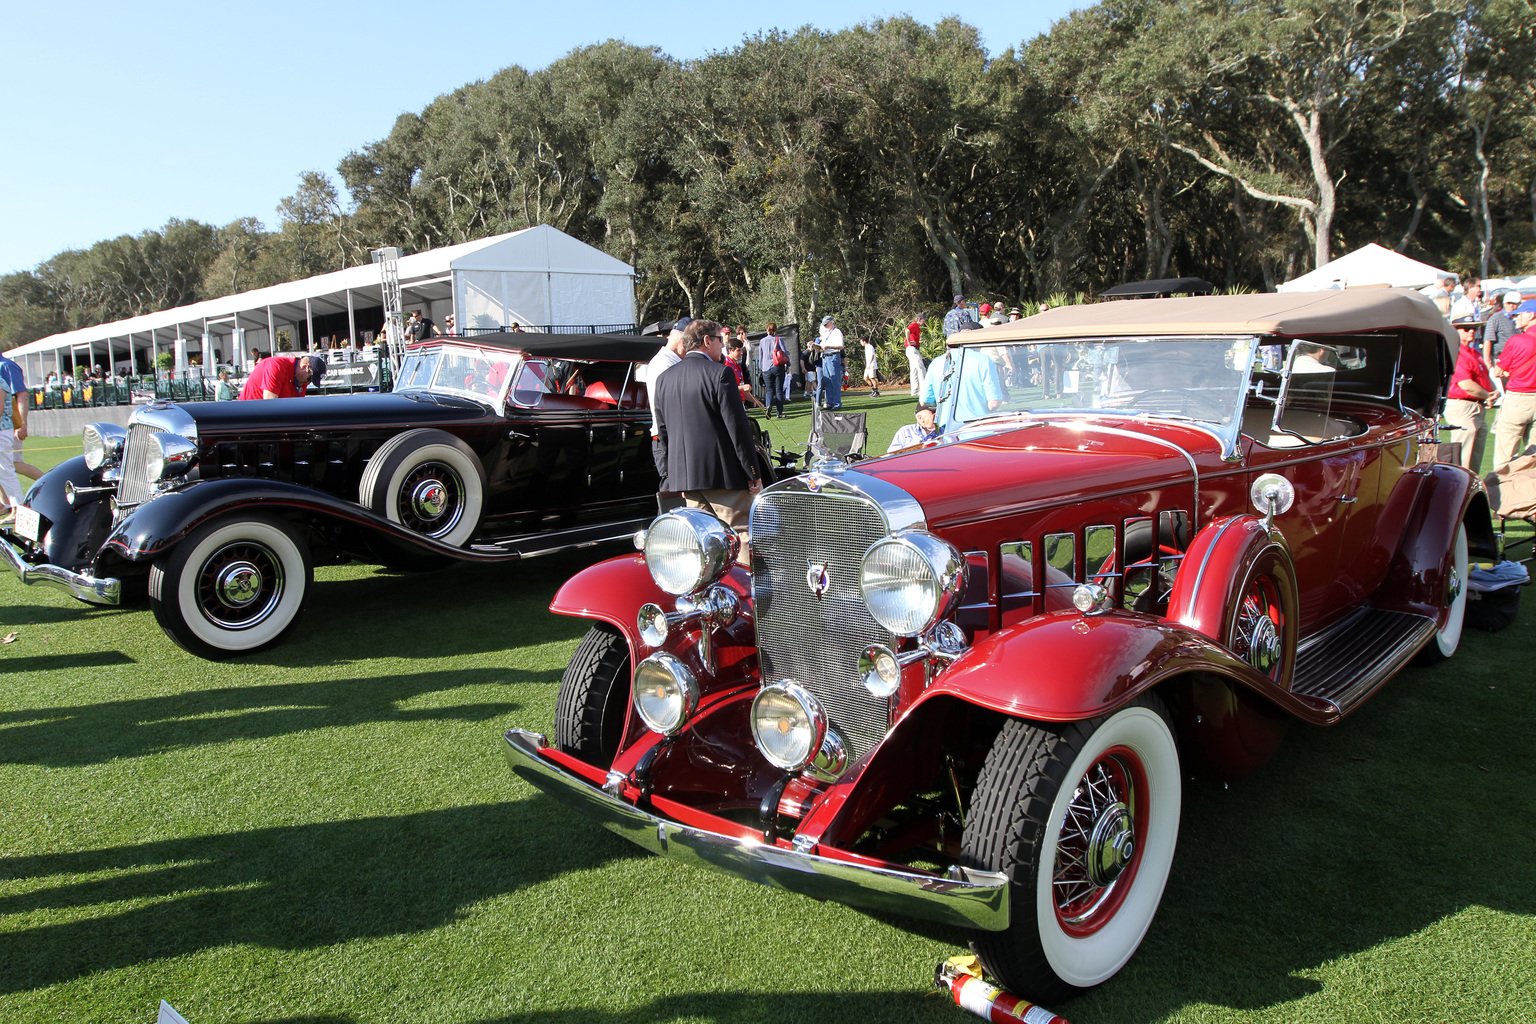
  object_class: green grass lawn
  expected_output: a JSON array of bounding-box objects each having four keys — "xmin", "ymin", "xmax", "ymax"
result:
[{"xmin": 2, "ymin": 426, "xmax": 1533, "ymax": 1024}]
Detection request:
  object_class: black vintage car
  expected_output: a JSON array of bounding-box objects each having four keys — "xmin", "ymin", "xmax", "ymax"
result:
[{"xmin": 1, "ymin": 332, "xmax": 671, "ymax": 658}]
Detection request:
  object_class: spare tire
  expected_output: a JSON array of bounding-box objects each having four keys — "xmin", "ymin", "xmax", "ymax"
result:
[{"xmin": 359, "ymin": 428, "xmax": 485, "ymax": 548}]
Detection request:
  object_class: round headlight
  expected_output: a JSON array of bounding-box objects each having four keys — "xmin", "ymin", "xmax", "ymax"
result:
[
  {"xmin": 751, "ymin": 681, "xmax": 826, "ymax": 771},
  {"xmin": 859, "ymin": 531, "xmax": 966, "ymax": 637},
  {"xmin": 858, "ymin": 644, "xmax": 903, "ymax": 697},
  {"xmin": 81, "ymin": 423, "xmax": 124, "ymax": 471},
  {"xmin": 144, "ymin": 433, "xmax": 198, "ymax": 483},
  {"xmin": 643, "ymin": 508, "xmax": 739, "ymax": 596},
  {"xmin": 632, "ymin": 653, "xmax": 699, "ymax": 736}
]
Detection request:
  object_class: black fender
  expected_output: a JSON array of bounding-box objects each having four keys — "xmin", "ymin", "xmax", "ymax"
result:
[
  {"xmin": 1377, "ymin": 462, "xmax": 1493, "ymax": 622},
  {"xmin": 99, "ymin": 478, "xmax": 524, "ymax": 566},
  {"xmin": 26, "ymin": 457, "xmax": 119, "ymax": 573}
]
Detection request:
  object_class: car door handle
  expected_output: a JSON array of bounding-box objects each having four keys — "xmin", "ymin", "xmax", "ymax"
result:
[{"xmin": 1332, "ymin": 495, "xmax": 1358, "ymax": 504}]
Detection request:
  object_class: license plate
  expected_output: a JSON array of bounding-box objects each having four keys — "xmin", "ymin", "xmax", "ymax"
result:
[{"xmin": 13, "ymin": 504, "xmax": 40, "ymax": 543}]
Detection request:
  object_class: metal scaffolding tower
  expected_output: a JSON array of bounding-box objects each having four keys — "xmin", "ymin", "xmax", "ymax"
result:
[{"xmin": 371, "ymin": 247, "xmax": 405, "ymax": 373}]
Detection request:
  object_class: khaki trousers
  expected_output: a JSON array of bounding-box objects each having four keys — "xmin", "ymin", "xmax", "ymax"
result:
[
  {"xmin": 683, "ymin": 488, "xmax": 754, "ymax": 564},
  {"xmin": 1443, "ymin": 398, "xmax": 1487, "ymax": 474},
  {"xmin": 1492, "ymin": 390, "xmax": 1536, "ymax": 471}
]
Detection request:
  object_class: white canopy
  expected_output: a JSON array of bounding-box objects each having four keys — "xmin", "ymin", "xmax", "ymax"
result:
[
  {"xmin": 7, "ymin": 225, "xmax": 635, "ymax": 382},
  {"xmin": 1276, "ymin": 243, "xmax": 1451, "ymax": 293}
]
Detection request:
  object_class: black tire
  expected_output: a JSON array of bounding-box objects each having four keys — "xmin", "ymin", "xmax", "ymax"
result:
[
  {"xmin": 959, "ymin": 694, "xmax": 1181, "ymax": 1001},
  {"xmin": 359, "ymin": 429, "xmax": 485, "ymax": 547},
  {"xmin": 148, "ymin": 515, "xmax": 312, "ymax": 660},
  {"xmin": 554, "ymin": 623, "xmax": 632, "ymax": 768}
]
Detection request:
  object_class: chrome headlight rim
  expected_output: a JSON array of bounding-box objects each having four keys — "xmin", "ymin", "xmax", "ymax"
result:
[
  {"xmin": 81, "ymin": 423, "xmax": 126, "ymax": 472},
  {"xmin": 859, "ymin": 530, "xmax": 966, "ymax": 638},
  {"xmin": 642, "ymin": 507, "xmax": 740, "ymax": 596},
  {"xmin": 631, "ymin": 652, "xmax": 699, "ymax": 736},
  {"xmin": 750, "ymin": 680, "xmax": 827, "ymax": 772},
  {"xmin": 145, "ymin": 433, "xmax": 198, "ymax": 483}
]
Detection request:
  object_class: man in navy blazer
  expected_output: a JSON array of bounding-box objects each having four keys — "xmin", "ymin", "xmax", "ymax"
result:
[{"xmin": 654, "ymin": 319, "xmax": 763, "ymax": 557}]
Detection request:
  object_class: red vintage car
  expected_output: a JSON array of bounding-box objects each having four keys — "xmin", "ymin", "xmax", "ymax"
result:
[{"xmin": 503, "ymin": 290, "xmax": 1494, "ymax": 999}]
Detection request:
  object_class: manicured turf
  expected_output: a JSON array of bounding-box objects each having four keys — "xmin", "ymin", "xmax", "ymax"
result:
[{"xmin": 2, "ymin": 414, "xmax": 1533, "ymax": 1024}]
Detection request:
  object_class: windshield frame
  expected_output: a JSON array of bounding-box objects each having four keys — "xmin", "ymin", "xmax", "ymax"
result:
[
  {"xmin": 394, "ymin": 341, "xmax": 519, "ymax": 414},
  {"xmin": 942, "ymin": 334, "xmax": 1260, "ymax": 460}
]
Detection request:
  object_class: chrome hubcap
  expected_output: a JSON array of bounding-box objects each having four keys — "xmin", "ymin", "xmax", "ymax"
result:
[
  {"xmin": 1086, "ymin": 801, "xmax": 1135, "ymax": 887},
  {"xmin": 215, "ymin": 560, "xmax": 263, "ymax": 608},
  {"xmin": 1447, "ymin": 566, "xmax": 1462, "ymax": 602},
  {"xmin": 1248, "ymin": 615, "xmax": 1281, "ymax": 674},
  {"xmin": 410, "ymin": 478, "xmax": 449, "ymax": 520}
]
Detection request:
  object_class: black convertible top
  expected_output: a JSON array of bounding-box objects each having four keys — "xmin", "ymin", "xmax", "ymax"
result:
[{"xmin": 410, "ymin": 332, "xmax": 664, "ymax": 362}]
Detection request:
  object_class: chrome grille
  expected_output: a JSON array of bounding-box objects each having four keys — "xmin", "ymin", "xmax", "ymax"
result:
[
  {"xmin": 117, "ymin": 423, "xmax": 165, "ymax": 507},
  {"xmin": 751, "ymin": 489, "xmax": 894, "ymax": 761}
]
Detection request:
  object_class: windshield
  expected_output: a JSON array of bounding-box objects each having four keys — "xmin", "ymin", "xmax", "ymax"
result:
[
  {"xmin": 936, "ymin": 336, "xmax": 1257, "ymax": 432},
  {"xmin": 396, "ymin": 344, "xmax": 519, "ymax": 403}
]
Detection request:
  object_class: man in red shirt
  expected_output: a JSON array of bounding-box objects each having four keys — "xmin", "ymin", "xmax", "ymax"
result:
[
  {"xmin": 1492, "ymin": 302, "xmax": 1536, "ymax": 469},
  {"xmin": 905, "ymin": 318, "xmax": 926, "ymax": 396},
  {"xmin": 1444, "ymin": 314, "xmax": 1495, "ymax": 472},
  {"xmin": 239, "ymin": 355, "xmax": 327, "ymax": 400}
]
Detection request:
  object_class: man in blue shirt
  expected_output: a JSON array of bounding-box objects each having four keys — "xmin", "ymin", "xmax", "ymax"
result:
[
  {"xmin": 0, "ymin": 352, "xmax": 40, "ymax": 501},
  {"xmin": 923, "ymin": 337, "xmax": 1008, "ymax": 433},
  {"xmin": 942, "ymin": 294, "xmax": 976, "ymax": 338}
]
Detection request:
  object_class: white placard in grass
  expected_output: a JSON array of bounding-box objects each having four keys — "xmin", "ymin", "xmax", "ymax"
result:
[{"xmin": 158, "ymin": 1001, "xmax": 191, "ymax": 1024}]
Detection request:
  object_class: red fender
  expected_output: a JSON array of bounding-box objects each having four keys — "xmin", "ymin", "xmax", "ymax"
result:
[
  {"xmin": 1164, "ymin": 514, "xmax": 1300, "ymax": 690},
  {"xmin": 1377, "ymin": 463, "xmax": 1489, "ymax": 623},
  {"xmin": 911, "ymin": 611, "xmax": 1326, "ymax": 724}
]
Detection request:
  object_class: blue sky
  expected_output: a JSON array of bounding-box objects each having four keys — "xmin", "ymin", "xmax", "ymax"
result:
[{"xmin": 2, "ymin": 1, "xmax": 1083, "ymax": 276}]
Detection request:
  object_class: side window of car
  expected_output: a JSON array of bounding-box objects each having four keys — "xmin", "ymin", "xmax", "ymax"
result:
[{"xmin": 512, "ymin": 360, "xmax": 547, "ymax": 407}]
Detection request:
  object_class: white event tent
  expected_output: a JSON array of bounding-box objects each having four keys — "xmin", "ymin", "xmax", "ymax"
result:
[
  {"xmin": 7, "ymin": 225, "xmax": 636, "ymax": 382},
  {"xmin": 1276, "ymin": 242, "xmax": 1451, "ymax": 293}
]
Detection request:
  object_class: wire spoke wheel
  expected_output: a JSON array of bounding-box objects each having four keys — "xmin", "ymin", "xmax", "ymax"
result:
[
  {"xmin": 1231, "ymin": 574, "xmax": 1284, "ymax": 679},
  {"xmin": 1052, "ymin": 747, "xmax": 1148, "ymax": 935}
]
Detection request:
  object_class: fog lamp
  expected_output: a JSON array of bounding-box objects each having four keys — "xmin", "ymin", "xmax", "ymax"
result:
[
  {"xmin": 637, "ymin": 603, "xmax": 671, "ymax": 648},
  {"xmin": 631, "ymin": 653, "xmax": 699, "ymax": 736},
  {"xmin": 858, "ymin": 644, "xmax": 903, "ymax": 697},
  {"xmin": 750, "ymin": 681, "xmax": 826, "ymax": 772}
]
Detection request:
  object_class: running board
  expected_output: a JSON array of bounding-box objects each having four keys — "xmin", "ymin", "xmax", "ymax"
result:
[
  {"xmin": 1290, "ymin": 607, "xmax": 1437, "ymax": 717},
  {"xmin": 469, "ymin": 517, "xmax": 651, "ymax": 559}
]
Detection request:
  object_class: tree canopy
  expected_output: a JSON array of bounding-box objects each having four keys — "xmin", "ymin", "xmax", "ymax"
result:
[{"xmin": 5, "ymin": 2, "xmax": 1533, "ymax": 352}]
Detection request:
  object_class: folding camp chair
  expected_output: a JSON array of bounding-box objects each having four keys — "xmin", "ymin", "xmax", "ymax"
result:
[{"xmin": 802, "ymin": 407, "xmax": 868, "ymax": 468}]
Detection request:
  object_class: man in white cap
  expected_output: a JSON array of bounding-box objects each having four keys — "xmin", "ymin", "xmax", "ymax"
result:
[
  {"xmin": 817, "ymin": 314, "xmax": 845, "ymax": 409},
  {"xmin": 1486, "ymin": 291, "xmax": 1523, "ymax": 362}
]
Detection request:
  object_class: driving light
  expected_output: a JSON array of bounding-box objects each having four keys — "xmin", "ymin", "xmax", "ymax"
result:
[
  {"xmin": 632, "ymin": 653, "xmax": 699, "ymax": 736},
  {"xmin": 859, "ymin": 644, "xmax": 903, "ymax": 697},
  {"xmin": 144, "ymin": 433, "xmax": 198, "ymax": 483},
  {"xmin": 859, "ymin": 531, "xmax": 965, "ymax": 637},
  {"xmin": 643, "ymin": 508, "xmax": 739, "ymax": 595},
  {"xmin": 81, "ymin": 423, "xmax": 125, "ymax": 471},
  {"xmin": 751, "ymin": 681, "xmax": 826, "ymax": 771}
]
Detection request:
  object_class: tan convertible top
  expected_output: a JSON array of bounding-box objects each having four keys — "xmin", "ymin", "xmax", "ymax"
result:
[{"xmin": 969, "ymin": 288, "xmax": 1456, "ymax": 358}]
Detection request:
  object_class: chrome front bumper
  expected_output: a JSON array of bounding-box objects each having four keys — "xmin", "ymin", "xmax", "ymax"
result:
[
  {"xmin": 0, "ymin": 535, "xmax": 120, "ymax": 605},
  {"xmin": 503, "ymin": 728, "xmax": 1010, "ymax": 931}
]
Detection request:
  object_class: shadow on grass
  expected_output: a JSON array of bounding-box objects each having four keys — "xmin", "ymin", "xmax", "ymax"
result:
[
  {"xmin": 0, "ymin": 800, "xmax": 641, "ymax": 996},
  {"xmin": 466, "ymin": 991, "xmax": 961, "ymax": 1024},
  {"xmin": 0, "ymin": 600, "xmax": 134, "ymax": 627},
  {"xmin": 0, "ymin": 668, "xmax": 537, "ymax": 767},
  {"xmin": 0, "ymin": 651, "xmax": 136, "ymax": 675}
]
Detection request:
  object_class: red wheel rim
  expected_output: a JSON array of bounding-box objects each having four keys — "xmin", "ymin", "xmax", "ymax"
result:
[
  {"xmin": 1232, "ymin": 574, "xmax": 1284, "ymax": 680},
  {"xmin": 1052, "ymin": 744, "xmax": 1149, "ymax": 937}
]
